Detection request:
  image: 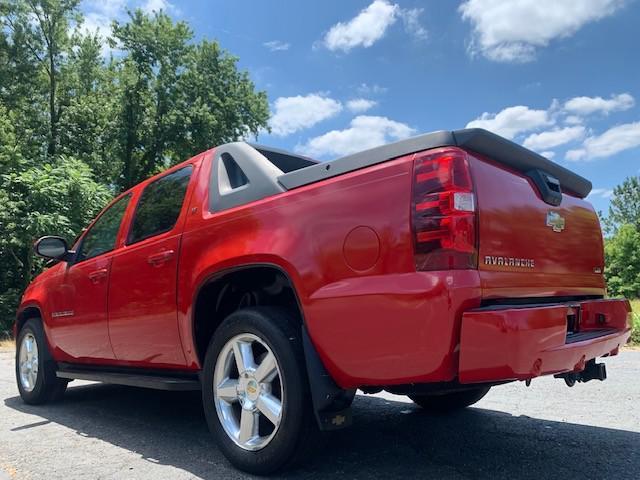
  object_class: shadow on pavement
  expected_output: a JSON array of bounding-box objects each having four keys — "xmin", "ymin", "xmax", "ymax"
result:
[{"xmin": 4, "ymin": 383, "xmax": 640, "ymax": 479}]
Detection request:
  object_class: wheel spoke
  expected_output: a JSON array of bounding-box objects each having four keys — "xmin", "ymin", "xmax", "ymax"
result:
[
  {"xmin": 216, "ymin": 378, "xmax": 239, "ymax": 403},
  {"xmin": 232, "ymin": 340, "xmax": 255, "ymax": 374},
  {"xmin": 257, "ymin": 393, "xmax": 282, "ymax": 426},
  {"xmin": 254, "ymin": 352, "xmax": 277, "ymax": 383},
  {"xmin": 238, "ymin": 409, "xmax": 258, "ymax": 444},
  {"xmin": 25, "ymin": 338, "xmax": 33, "ymax": 359}
]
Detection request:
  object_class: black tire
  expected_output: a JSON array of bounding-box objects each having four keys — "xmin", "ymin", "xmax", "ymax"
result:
[
  {"xmin": 409, "ymin": 386, "xmax": 490, "ymax": 412},
  {"xmin": 15, "ymin": 318, "xmax": 68, "ymax": 405},
  {"xmin": 201, "ymin": 307, "xmax": 320, "ymax": 475}
]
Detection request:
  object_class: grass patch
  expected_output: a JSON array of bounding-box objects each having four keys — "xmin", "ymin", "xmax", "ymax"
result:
[{"xmin": 629, "ymin": 299, "xmax": 640, "ymax": 346}]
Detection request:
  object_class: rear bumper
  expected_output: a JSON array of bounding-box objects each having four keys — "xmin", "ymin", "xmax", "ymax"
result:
[{"xmin": 459, "ymin": 298, "xmax": 631, "ymax": 383}]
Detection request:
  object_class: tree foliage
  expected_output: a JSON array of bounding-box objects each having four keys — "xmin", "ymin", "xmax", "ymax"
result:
[
  {"xmin": 0, "ymin": 1, "xmax": 270, "ymax": 330},
  {"xmin": 602, "ymin": 176, "xmax": 640, "ymax": 299},
  {"xmin": 603, "ymin": 176, "xmax": 640, "ymax": 234},
  {"xmin": 604, "ymin": 224, "xmax": 640, "ymax": 298}
]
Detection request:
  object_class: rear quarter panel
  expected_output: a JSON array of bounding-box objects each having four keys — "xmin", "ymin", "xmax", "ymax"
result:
[{"xmin": 178, "ymin": 151, "xmax": 482, "ymax": 387}]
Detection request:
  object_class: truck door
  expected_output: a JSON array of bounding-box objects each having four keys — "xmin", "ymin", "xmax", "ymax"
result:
[
  {"xmin": 107, "ymin": 165, "xmax": 195, "ymax": 366},
  {"xmin": 48, "ymin": 193, "xmax": 132, "ymax": 362}
]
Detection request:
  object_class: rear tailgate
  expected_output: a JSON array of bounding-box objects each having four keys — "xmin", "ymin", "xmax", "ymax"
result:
[{"xmin": 468, "ymin": 151, "xmax": 606, "ymax": 299}]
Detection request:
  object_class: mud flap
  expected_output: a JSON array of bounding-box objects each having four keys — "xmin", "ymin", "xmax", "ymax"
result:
[{"xmin": 301, "ymin": 326, "xmax": 354, "ymax": 431}]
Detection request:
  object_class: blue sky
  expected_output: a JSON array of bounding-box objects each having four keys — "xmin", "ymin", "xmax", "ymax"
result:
[{"xmin": 82, "ymin": 0, "xmax": 640, "ymax": 214}]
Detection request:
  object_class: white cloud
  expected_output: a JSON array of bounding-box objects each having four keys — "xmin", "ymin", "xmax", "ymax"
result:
[
  {"xmin": 566, "ymin": 122, "xmax": 640, "ymax": 161},
  {"xmin": 523, "ymin": 126, "xmax": 585, "ymax": 150},
  {"xmin": 588, "ymin": 188, "xmax": 614, "ymax": 199},
  {"xmin": 263, "ymin": 40, "xmax": 290, "ymax": 52},
  {"xmin": 142, "ymin": 0, "xmax": 178, "ymax": 15},
  {"xmin": 466, "ymin": 105, "xmax": 553, "ymax": 139},
  {"xmin": 564, "ymin": 115, "xmax": 584, "ymax": 125},
  {"xmin": 297, "ymin": 115, "xmax": 415, "ymax": 158},
  {"xmin": 564, "ymin": 93, "xmax": 635, "ymax": 116},
  {"xmin": 356, "ymin": 83, "xmax": 387, "ymax": 95},
  {"xmin": 399, "ymin": 7, "xmax": 428, "ymax": 41},
  {"xmin": 81, "ymin": 0, "xmax": 126, "ymax": 40},
  {"xmin": 323, "ymin": 0, "xmax": 399, "ymax": 52},
  {"xmin": 346, "ymin": 98, "xmax": 377, "ymax": 113},
  {"xmin": 269, "ymin": 93, "xmax": 343, "ymax": 137},
  {"xmin": 81, "ymin": 0, "xmax": 178, "ymax": 42},
  {"xmin": 540, "ymin": 151, "xmax": 556, "ymax": 159},
  {"xmin": 459, "ymin": 0, "xmax": 625, "ymax": 62}
]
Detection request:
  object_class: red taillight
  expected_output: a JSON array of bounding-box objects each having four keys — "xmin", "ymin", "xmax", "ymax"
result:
[{"xmin": 411, "ymin": 147, "xmax": 477, "ymax": 271}]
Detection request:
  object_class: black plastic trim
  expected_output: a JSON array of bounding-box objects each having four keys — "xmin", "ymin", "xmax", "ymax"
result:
[
  {"xmin": 479, "ymin": 295, "xmax": 602, "ymax": 309},
  {"xmin": 249, "ymin": 143, "xmax": 318, "ymax": 172},
  {"xmin": 526, "ymin": 169, "xmax": 563, "ymax": 206},
  {"xmin": 302, "ymin": 325, "xmax": 353, "ymax": 431},
  {"xmin": 277, "ymin": 130, "xmax": 454, "ymax": 190},
  {"xmin": 56, "ymin": 364, "xmax": 201, "ymax": 391},
  {"xmin": 277, "ymin": 128, "xmax": 592, "ymax": 199},
  {"xmin": 453, "ymin": 129, "xmax": 591, "ymax": 198},
  {"xmin": 565, "ymin": 328, "xmax": 618, "ymax": 344}
]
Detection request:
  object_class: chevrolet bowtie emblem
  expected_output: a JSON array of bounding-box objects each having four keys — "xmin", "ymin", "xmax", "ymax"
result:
[
  {"xmin": 331, "ymin": 414, "xmax": 346, "ymax": 426},
  {"xmin": 546, "ymin": 211, "xmax": 565, "ymax": 232}
]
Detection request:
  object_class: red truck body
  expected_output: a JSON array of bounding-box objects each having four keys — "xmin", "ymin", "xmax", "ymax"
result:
[
  {"xmin": 17, "ymin": 132, "xmax": 630, "ymax": 387},
  {"xmin": 14, "ymin": 128, "xmax": 632, "ymax": 472}
]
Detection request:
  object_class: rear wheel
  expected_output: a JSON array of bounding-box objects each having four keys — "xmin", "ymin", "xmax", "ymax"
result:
[
  {"xmin": 202, "ymin": 307, "xmax": 319, "ymax": 474},
  {"xmin": 16, "ymin": 318, "xmax": 68, "ymax": 404},
  {"xmin": 409, "ymin": 386, "xmax": 490, "ymax": 412}
]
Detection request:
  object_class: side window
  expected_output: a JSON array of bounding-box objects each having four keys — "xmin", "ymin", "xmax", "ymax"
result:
[
  {"xmin": 128, "ymin": 166, "xmax": 193, "ymax": 244},
  {"xmin": 76, "ymin": 194, "xmax": 131, "ymax": 262}
]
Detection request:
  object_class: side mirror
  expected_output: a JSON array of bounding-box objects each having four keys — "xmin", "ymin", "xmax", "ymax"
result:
[{"xmin": 34, "ymin": 236, "xmax": 70, "ymax": 260}]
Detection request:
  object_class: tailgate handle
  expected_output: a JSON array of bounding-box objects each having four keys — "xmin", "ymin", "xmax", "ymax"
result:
[{"xmin": 527, "ymin": 169, "xmax": 562, "ymax": 206}]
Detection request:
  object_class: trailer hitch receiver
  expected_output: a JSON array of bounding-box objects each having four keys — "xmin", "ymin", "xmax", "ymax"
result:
[{"xmin": 554, "ymin": 359, "xmax": 607, "ymax": 387}]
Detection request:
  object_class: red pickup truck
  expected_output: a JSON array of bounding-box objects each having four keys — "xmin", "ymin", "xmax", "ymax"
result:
[{"xmin": 15, "ymin": 128, "xmax": 631, "ymax": 474}]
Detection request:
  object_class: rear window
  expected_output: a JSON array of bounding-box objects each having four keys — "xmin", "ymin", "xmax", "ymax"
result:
[{"xmin": 128, "ymin": 166, "xmax": 192, "ymax": 244}]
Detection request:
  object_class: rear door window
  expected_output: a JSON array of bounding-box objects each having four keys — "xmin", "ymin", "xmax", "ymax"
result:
[{"xmin": 127, "ymin": 166, "xmax": 193, "ymax": 244}]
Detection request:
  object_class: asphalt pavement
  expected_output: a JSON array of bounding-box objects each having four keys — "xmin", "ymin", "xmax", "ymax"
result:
[{"xmin": 1, "ymin": 347, "xmax": 639, "ymax": 479}]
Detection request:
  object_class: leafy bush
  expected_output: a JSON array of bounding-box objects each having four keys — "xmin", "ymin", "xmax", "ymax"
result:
[
  {"xmin": 630, "ymin": 300, "xmax": 640, "ymax": 346},
  {"xmin": 604, "ymin": 224, "xmax": 640, "ymax": 298}
]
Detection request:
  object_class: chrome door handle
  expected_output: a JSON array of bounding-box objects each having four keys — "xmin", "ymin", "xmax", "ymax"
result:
[{"xmin": 147, "ymin": 250, "xmax": 175, "ymax": 266}]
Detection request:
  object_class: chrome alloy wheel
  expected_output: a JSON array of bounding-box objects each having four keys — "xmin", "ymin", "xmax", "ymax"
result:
[
  {"xmin": 213, "ymin": 333, "xmax": 284, "ymax": 451},
  {"xmin": 19, "ymin": 333, "xmax": 39, "ymax": 392}
]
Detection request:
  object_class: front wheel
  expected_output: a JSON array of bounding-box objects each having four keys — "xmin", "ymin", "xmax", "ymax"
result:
[
  {"xmin": 409, "ymin": 386, "xmax": 490, "ymax": 412},
  {"xmin": 16, "ymin": 318, "xmax": 68, "ymax": 404},
  {"xmin": 201, "ymin": 307, "xmax": 320, "ymax": 474}
]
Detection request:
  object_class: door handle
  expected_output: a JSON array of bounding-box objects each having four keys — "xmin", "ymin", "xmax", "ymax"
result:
[
  {"xmin": 147, "ymin": 250, "xmax": 175, "ymax": 266},
  {"xmin": 88, "ymin": 268, "xmax": 108, "ymax": 283}
]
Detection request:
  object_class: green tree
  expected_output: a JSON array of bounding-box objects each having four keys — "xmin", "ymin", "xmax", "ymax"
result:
[
  {"xmin": 603, "ymin": 176, "xmax": 640, "ymax": 234},
  {"xmin": 0, "ymin": 104, "xmax": 111, "ymax": 328},
  {"xmin": 57, "ymin": 34, "xmax": 122, "ymax": 182},
  {"xmin": 112, "ymin": 11, "xmax": 269, "ymax": 188},
  {"xmin": 173, "ymin": 40, "xmax": 270, "ymax": 159},
  {"xmin": 0, "ymin": 4, "xmax": 270, "ymax": 331},
  {"xmin": 604, "ymin": 224, "xmax": 640, "ymax": 298},
  {"xmin": 1, "ymin": 0, "xmax": 81, "ymax": 157}
]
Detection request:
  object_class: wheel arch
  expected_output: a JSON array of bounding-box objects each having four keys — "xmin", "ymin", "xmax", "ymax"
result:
[
  {"xmin": 191, "ymin": 262, "xmax": 353, "ymax": 431},
  {"xmin": 15, "ymin": 303, "xmax": 44, "ymax": 337},
  {"xmin": 191, "ymin": 262, "xmax": 307, "ymax": 366}
]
